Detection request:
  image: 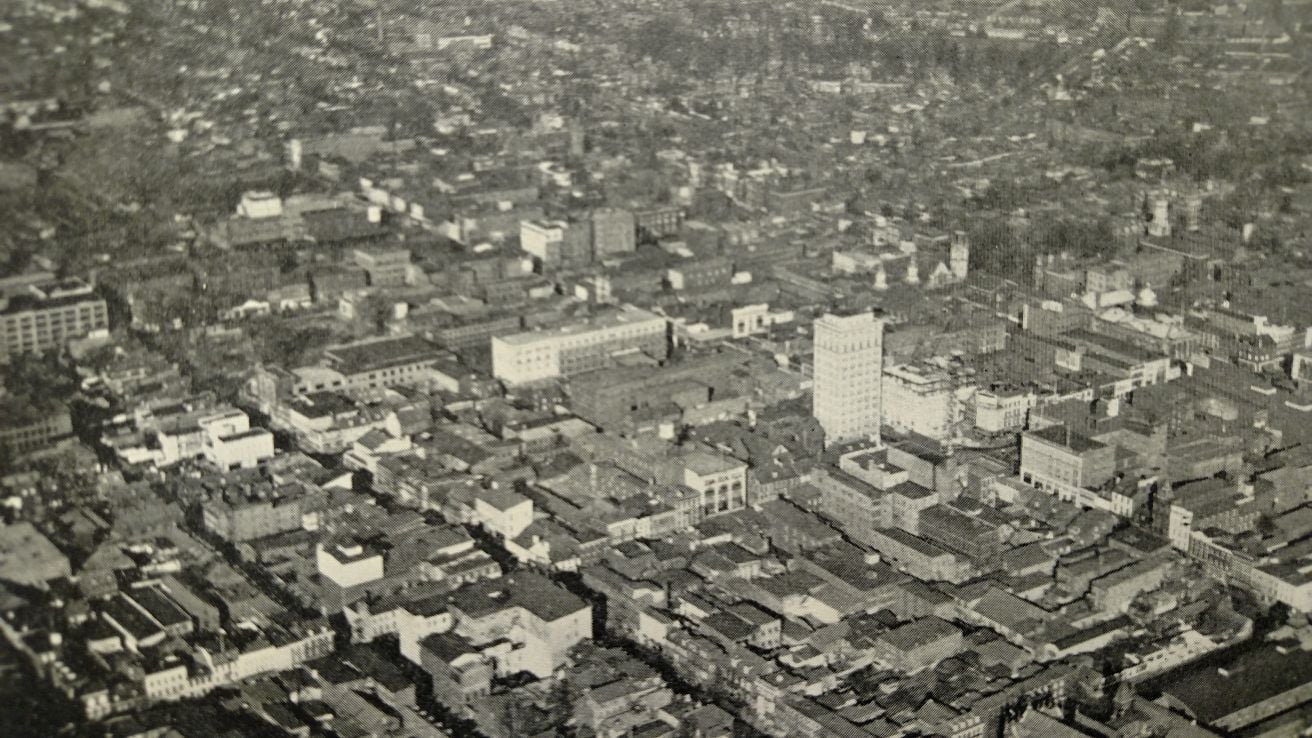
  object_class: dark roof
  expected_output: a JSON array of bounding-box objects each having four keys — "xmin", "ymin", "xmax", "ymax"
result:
[
  {"xmin": 703, "ymin": 611, "xmax": 755, "ymax": 642},
  {"xmin": 0, "ymin": 286, "xmax": 103, "ymax": 316},
  {"xmin": 448, "ymin": 572, "xmax": 587, "ymax": 623},
  {"xmin": 1161, "ymin": 641, "xmax": 1312, "ymax": 723},
  {"xmin": 1050, "ymin": 615, "xmax": 1129, "ymax": 651},
  {"xmin": 128, "ymin": 587, "xmax": 191, "ymax": 629},
  {"xmin": 888, "ymin": 480, "xmax": 935, "ymax": 500},
  {"xmin": 878, "ymin": 616, "xmax": 961, "ymax": 653},
  {"xmin": 1028, "ymin": 423, "xmax": 1105, "ymax": 453},
  {"xmin": 324, "ymin": 335, "xmax": 441, "ymax": 376}
]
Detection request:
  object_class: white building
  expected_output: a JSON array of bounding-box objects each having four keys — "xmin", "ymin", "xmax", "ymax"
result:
[
  {"xmin": 732, "ymin": 304, "xmax": 770, "ymax": 339},
  {"xmin": 204, "ymin": 427, "xmax": 274, "ymax": 471},
  {"xmin": 317, "ymin": 540, "xmax": 385, "ymax": 589},
  {"xmin": 812, "ymin": 312, "xmax": 884, "ymax": 446},
  {"xmin": 236, "ymin": 190, "xmax": 283, "ymax": 219},
  {"xmin": 680, "ymin": 450, "xmax": 749, "ymax": 519},
  {"xmin": 520, "ymin": 219, "xmax": 566, "ymax": 263},
  {"xmin": 974, "ymin": 388, "xmax": 1037, "ymax": 433},
  {"xmin": 448, "ymin": 573, "xmax": 592, "ymax": 679},
  {"xmin": 473, "ymin": 487, "xmax": 534, "ymax": 540},
  {"xmin": 882, "ymin": 363, "xmax": 960, "ymax": 440},
  {"xmin": 490, "ymin": 307, "xmax": 668, "ymax": 386},
  {"xmin": 345, "ymin": 598, "xmax": 458, "ymax": 664}
]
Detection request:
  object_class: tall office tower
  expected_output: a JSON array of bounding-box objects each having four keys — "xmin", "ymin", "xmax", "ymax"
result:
[{"xmin": 812, "ymin": 311, "xmax": 884, "ymax": 447}]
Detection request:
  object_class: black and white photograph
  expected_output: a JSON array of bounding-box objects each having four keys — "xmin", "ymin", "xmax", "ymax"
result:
[{"xmin": 2, "ymin": 0, "xmax": 1312, "ymax": 736}]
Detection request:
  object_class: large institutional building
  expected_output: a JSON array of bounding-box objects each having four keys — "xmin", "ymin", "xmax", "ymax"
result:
[
  {"xmin": 0, "ymin": 276, "xmax": 108, "ymax": 362},
  {"xmin": 491, "ymin": 307, "xmax": 668, "ymax": 386},
  {"xmin": 812, "ymin": 311, "xmax": 884, "ymax": 446}
]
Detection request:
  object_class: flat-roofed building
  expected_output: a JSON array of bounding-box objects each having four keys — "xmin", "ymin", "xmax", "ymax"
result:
[
  {"xmin": 882, "ymin": 362, "xmax": 964, "ymax": 441},
  {"xmin": 520, "ymin": 219, "xmax": 567, "ymax": 266},
  {"xmin": 1159, "ymin": 641, "xmax": 1312, "ymax": 733},
  {"xmin": 447, "ymin": 572, "xmax": 591, "ymax": 678},
  {"xmin": 867, "ymin": 527, "xmax": 971, "ymax": 583},
  {"xmin": 0, "ymin": 277, "xmax": 108, "ymax": 362},
  {"xmin": 353, "ymin": 248, "xmax": 411, "ymax": 287},
  {"xmin": 812, "ymin": 312, "xmax": 883, "ymax": 446},
  {"xmin": 0, "ymin": 521, "xmax": 70, "ymax": 587},
  {"xmin": 679, "ymin": 449, "xmax": 748, "ymax": 520},
  {"xmin": 874, "ymin": 616, "xmax": 963, "ymax": 673},
  {"xmin": 290, "ymin": 335, "xmax": 445, "ymax": 394},
  {"xmin": 0, "ymin": 405, "xmax": 73, "ymax": 456},
  {"xmin": 491, "ymin": 307, "xmax": 668, "ymax": 386},
  {"xmin": 1020, "ymin": 424, "xmax": 1127, "ymax": 514},
  {"xmin": 973, "ymin": 387, "xmax": 1036, "ymax": 433}
]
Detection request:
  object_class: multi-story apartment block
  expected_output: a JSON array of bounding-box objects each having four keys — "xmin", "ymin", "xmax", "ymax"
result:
[
  {"xmin": 633, "ymin": 207, "xmax": 682, "ymax": 238},
  {"xmin": 0, "ymin": 407, "xmax": 73, "ymax": 456}
]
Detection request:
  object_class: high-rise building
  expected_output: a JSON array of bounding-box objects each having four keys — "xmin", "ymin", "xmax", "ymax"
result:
[{"xmin": 812, "ymin": 311, "xmax": 883, "ymax": 447}]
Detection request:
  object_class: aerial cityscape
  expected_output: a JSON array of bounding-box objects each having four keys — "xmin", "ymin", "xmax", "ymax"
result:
[{"xmin": 2, "ymin": 0, "xmax": 1312, "ymax": 736}]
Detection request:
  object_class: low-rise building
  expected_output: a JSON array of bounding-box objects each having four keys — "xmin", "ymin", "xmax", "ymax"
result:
[
  {"xmin": 874, "ymin": 616, "xmax": 963, "ymax": 673},
  {"xmin": 0, "ymin": 522, "xmax": 70, "ymax": 587},
  {"xmin": 973, "ymin": 388, "xmax": 1036, "ymax": 433},
  {"xmin": 353, "ymin": 248, "xmax": 411, "ymax": 287},
  {"xmin": 447, "ymin": 572, "xmax": 592, "ymax": 678}
]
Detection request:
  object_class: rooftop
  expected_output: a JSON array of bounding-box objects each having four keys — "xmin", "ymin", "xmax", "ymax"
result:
[
  {"xmin": 1027, "ymin": 424, "xmax": 1106, "ymax": 454},
  {"xmin": 323, "ymin": 334, "xmax": 442, "ymax": 376},
  {"xmin": 448, "ymin": 571, "xmax": 587, "ymax": 623},
  {"xmin": 476, "ymin": 486, "xmax": 531, "ymax": 512},
  {"xmin": 493, "ymin": 307, "xmax": 665, "ymax": 346},
  {"xmin": 1161, "ymin": 640, "xmax": 1312, "ymax": 724},
  {"xmin": 878, "ymin": 616, "xmax": 961, "ymax": 654}
]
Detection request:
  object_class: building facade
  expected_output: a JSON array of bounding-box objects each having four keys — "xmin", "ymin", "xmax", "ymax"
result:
[
  {"xmin": 1, "ymin": 277, "xmax": 109, "ymax": 362},
  {"xmin": 491, "ymin": 307, "xmax": 669, "ymax": 386},
  {"xmin": 592, "ymin": 208, "xmax": 636, "ymax": 258},
  {"xmin": 882, "ymin": 363, "xmax": 959, "ymax": 440},
  {"xmin": 812, "ymin": 312, "xmax": 884, "ymax": 446}
]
